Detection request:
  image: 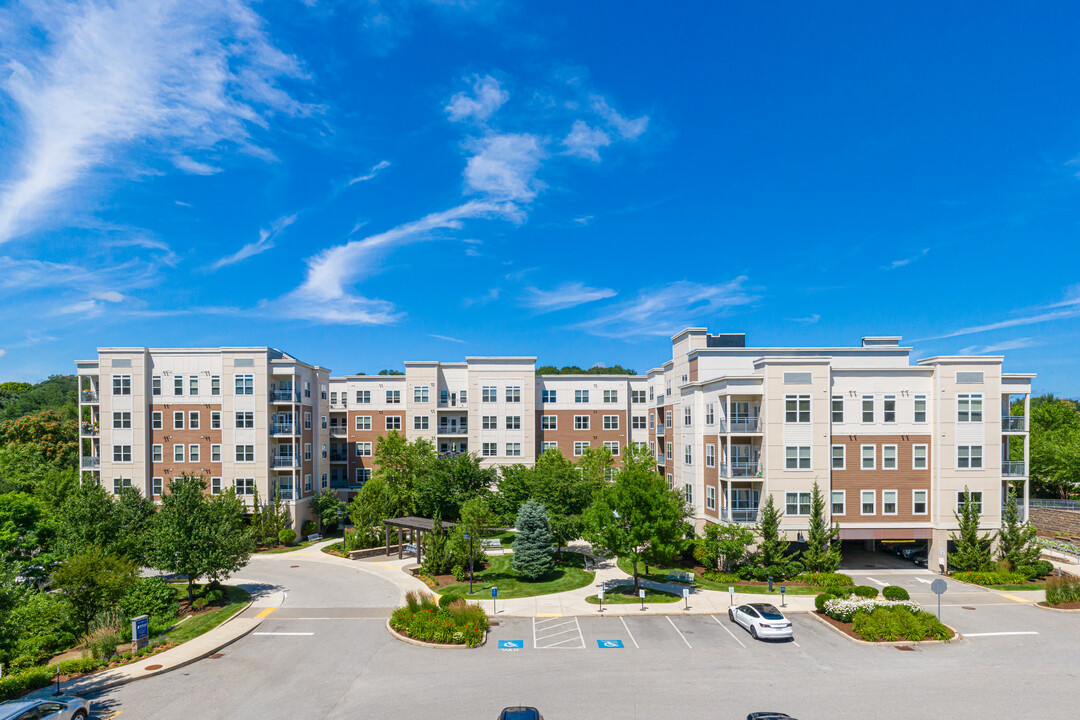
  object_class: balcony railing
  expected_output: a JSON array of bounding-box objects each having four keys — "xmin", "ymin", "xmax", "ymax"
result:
[
  {"xmin": 271, "ymin": 423, "xmax": 294, "ymax": 435},
  {"xmin": 730, "ymin": 508, "xmax": 759, "ymax": 523},
  {"xmin": 329, "ymin": 453, "xmax": 348, "ymax": 463},
  {"xmin": 272, "ymin": 456, "xmax": 298, "ymax": 468},
  {"xmin": 329, "ymin": 426, "xmax": 349, "ymax": 436},
  {"xmin": 1002, "ymin": 416, "xmax": 1026, "ymax": 432},
  {"xmin": 271, "ymin": 390, "xmax": 300, "ymax": 402},
  {"xmin": 1002, "ymin": 461, "xmax": 1026, "ymax": 476},
  {"xmin": 724, "ymin": 417, "xmax": 761, "ymax": 433},
  {"xmin": 81, "ymin": 391, "xmax": 99, "ymax": 402},
  {"xmin": 80, "ymin": 424, "xmax": 99, "ymax": 436},
  {"xmin": 656, "ymin": 454, "xmax": 665, "ymax": 465},
  {"xmin": 437, "ymin": 426, "xmax": 467, "ymax": 435},
  {"xmin": 277, "ymin": 488, "xmax": 294, "ymax": 500},
  {"xmin": 726, "ymin": 461, "xmax": 762, "ymax": 478},
  {"xmin": 81, "ymin": 457, "xmax": 100, "ymax": 469}
]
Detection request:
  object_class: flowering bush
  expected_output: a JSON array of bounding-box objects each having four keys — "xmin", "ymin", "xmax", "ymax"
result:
[
  {"xmin": 823, "ymin": 596, "xmax": 922, "ymax": 623},
  {"xmin": 389, "ymin": 593, "xmax": 489, "ymax": 647}
]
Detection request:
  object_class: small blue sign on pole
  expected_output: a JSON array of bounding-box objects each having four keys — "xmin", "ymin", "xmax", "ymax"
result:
[
  {"xmin": 492, "ymin": 587, "xmax": 498, "ymax": 598},
  {"xmin": 597, "ymin": 639, "xmax": 624, "ymax": 649},
  {"xmin": 498, "ymin": 640, "xmax": 523, "ymax": 649}
]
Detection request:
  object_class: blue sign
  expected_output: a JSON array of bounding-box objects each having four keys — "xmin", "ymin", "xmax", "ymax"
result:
[
  {"xmin": 498, "ymin": 640, "xmax": 523, "ymax": 649},
  {"xmin": 491, "ymin": 587, "xmax": 498, "ymax": 598},
  {"xmin": 597, "ymin": 639, "xmax": 624, "ymax": 649},
  {"xmin": 133, "ymin": 615, "xmax": 149, "ymax": 641}
]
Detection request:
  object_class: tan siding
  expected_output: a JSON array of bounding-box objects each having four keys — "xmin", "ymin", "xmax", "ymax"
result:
[{"xmin": 831, "ymin": 434, "xmax": 932, "ymax": 523}]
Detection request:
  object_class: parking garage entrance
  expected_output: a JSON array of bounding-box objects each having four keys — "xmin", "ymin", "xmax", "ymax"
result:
[{"xmin": 838, "ymin": 529, "xmax": 930, "ymax": 570}]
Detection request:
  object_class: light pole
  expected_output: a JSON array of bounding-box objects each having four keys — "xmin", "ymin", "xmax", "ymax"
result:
[{"xmin": 464, "ymin": 531, "xmax": 474, "ymax": 594}]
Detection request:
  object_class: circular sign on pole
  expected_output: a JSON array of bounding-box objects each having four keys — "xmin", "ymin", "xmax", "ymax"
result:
[{"xmin": 930, "ymin": 579, "xmax": 947, "ymax": 595}]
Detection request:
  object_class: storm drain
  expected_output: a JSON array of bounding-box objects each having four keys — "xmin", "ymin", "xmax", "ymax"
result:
[
  {"xmin": 291, "ymin": 565, "xmax": 300, "ymax": 568},
  {"xmin": 145, "ymin": 664, "xmax": 163, "ymax": 671},
  {"xmin": 209, "ymin": 653, "xmax": 224, "ymax": 659},
  {"xmin": 962, "ymin": 606, "xmax": 976, "ymax": 610},
  {"xmin": 895, "ymin": 646, "xmax": 915, "ymax": 652}
]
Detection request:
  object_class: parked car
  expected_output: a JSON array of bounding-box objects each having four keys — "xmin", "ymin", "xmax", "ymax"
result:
[
  {"xmin": 498, "ymin": 707, "xmax": 542, "ymax": 720},
  {"xmin": 0, "ymin": 695, "xmax": 90, "ymax": 720},
  {"xmin": 911, "ymin": 549, "xmax": 928, "ymax": 567},
  {"xmin": 900, "ymin": 545, "xmax": 924, "ymax": 559},
  {"xmin": 728, "ymin": 603, "xmax": 794, "ymax": 640},
  {"xmin": 747, "ymin": 714, "xmax": 797, "ymax": 720}
]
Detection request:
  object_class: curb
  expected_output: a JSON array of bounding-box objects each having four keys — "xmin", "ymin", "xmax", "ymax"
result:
[
  {"xmin": 384, "ymin": 619, "xmax": 487, "ymax": 649},
  {"xmin": 807, "ymin": 611, "xmax": 957, "ymax": 646},
  {"xmin": 1033, "ymin": 601, "xmax": 1080, "ymax": 613}
]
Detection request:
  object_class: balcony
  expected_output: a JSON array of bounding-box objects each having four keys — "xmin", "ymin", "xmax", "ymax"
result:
[
  {"xmin": 437, "ymin": 426, "xmax": 468, "ymax": 435},
  {"xmin": 329, "ymin": 425, "xmax": 349, "ymax": 436},
  {"xmin": 276, "ymin": 488, "xmax": 294, "ymax": 500},
  {"xmin": 81, "ymin": 391, "xmax": 99, "ymax": 403},
  {"xmin": 730, "ymin": 508, "xmax": 759, "ymax": 523},
  {"xmin": 1002, "ymin": 416, "xmax": 1026, "ymax": 432},
  {"xmin": 724, "ymin": 417, "xmax": 761, "ymax": 433},
  {"xmin": 271, "ymin": 390, "xmax": 300, "ymax": 403},
  {"xmin": 656, "ymin": 454, "xmax": 665, "ymax": 465},
  {"xmin": 1002, "ymin": 461, "xmax": 1026, "ymax": 476},
  {"xmin": 80, "ymin": 423, "xmax": 99, "ymax": 437},
  {"xmin": 272, "ymin": 456, "xmax": 299, "ymax": 469},
  {"xmin": 81, "ymin": 457, "xmax": 100, "ymax": 469},
  {"xmin": 329, "ymin": 453, "xmax": 348, "ymax": 463},
  {"xmin": 271, "ymin": 423, "xmax": 295, "ymax": 435},
  {"xmin": 726, "ymin": 462, "xmax": 762, "ymax": 478}
]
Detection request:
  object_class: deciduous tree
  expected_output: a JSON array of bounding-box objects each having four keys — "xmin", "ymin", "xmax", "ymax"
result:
[{"xmin": 51, "ymin": 545, "xmax": 136, "ymax": 633}]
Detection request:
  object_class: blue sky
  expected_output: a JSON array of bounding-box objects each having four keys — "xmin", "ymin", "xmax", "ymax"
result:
[{"xmin": 1, "ymin": 1, "xmax": 1079, "ymax": 393}]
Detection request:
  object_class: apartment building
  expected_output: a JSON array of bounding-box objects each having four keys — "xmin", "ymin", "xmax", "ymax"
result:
[{"xmin": 648, "ymin": 329, "xmax": 1032, "ymax": 567}]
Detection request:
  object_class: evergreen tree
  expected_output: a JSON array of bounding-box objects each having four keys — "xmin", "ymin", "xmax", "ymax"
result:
[
  {"xmin": 756, "ymin": 494, "xmax": 792, "ymax": 568},
  {"xmin": 997, "ymin": 486, "xmax": 1040, "ymax": 569},
  {"xmin": 949, "ymin": 487, "xmax": 994, "ymax": 572},
  {"xmin": 801, "ymin": 480, "xmax": 842, "ymax": 572},
  {"xmin": 512, "ymin": 500, "xmax": 555, "ymax": 580}
]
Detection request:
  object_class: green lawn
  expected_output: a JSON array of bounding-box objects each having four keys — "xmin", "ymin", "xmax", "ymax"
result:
[
  {"xmin": 257, "ymin": 529, "xmax": 343, "ymax": 554},
  {"xmin": 585, "ymin": 585, "xmax": 680, "ymax": 605},
  {"xmin": 614, "ymin": 557, "xmax": 824, "ymax": 595},
  {"xmin": 985, "ymin": 583, "xmax": 1046, "ymax": 592},
  {"xmin": 161, "ymin": 585, "xmax": 251, "ymax": 645},
  {"xmin": 482, "ymin": 529, "xmax": 516, "ymax": 547},
  {"xmin": 435, "ymin": 552, "xmax": 594, "ymax": 599}
]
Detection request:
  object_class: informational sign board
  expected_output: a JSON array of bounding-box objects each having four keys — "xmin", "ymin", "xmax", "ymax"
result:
[
  {"xmin": 492, "ymin": 587, "xmax": 498, "ymax": 598},
  {"xmin": 131, "ymin": 614, "xmax": 149, "ymax": 651},
  {"xmin": 638, "ymin": 589, "xmax": 645, "ymax": 599}
]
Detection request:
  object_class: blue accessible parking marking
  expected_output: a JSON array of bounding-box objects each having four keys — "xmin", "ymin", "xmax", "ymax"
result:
[
  {"xmin": 597, "ymin": 639, "xmax": 624, "ymax": 649},
  {"xmin": 498, "ymin": 640, "xmax": 524, "ymax": 649}
]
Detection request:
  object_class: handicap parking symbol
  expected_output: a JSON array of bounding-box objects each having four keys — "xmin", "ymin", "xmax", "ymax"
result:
[
  {"xmin": 498, "ymin": 640, "xmax": 524, "ymax": 650},
  {"xmin": 597, "ymin": 639, "xmax": 624, "ymax": 649}
]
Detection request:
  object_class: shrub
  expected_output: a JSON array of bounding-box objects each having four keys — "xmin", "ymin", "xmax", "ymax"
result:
[
  {"xmin": 0, "ymin": 666, "xmax": 54, "ymax": 702},
  {"xmin": 87, "ymin": 629, "xmax": 121, "ymax": 661},
  {"xmin": 823, "ymin": 597, "xmax": 923, "ymax": 623},
  {"xmin": 882, "ymin": 586, "xmax": 910, "ymax": 601},
  {"xmin": 702, "ymin": 570, "xmax": 743, "ymax": 584},
  {"xmin": 850, "ymin": 606, "xmax": 951, "ymax": 642},
  {"xmin": 301, "ymin": 520, "xmax": 318, "ymax": 538},
  {"xmin": 389, "ymin": 599, "xmax": 488, "ymax": 647},
  {"xmin": 119, "ymin": 576, "xmax": 179, "ymax": 625},
  {"xmin": 852, "ymin": 585, "xmax": 879, "ymax": 598},
  {"xmin": 1045, "ymin": 575, "xmax": 1080, "ymax": 606},
  {"xmin": 278, "ymin": 528, "xmax": 297, "ymax": 546},
  {"xmin": 56, "ymin": 657, "xmax": 102, "ymax": 675},
  {"xmin": 452, "ymin": 565, "xmax": 465, "ymax": 582},
  {"xmin": 814, "ymin": 592, "xmax": 837, "ymax": 612},
  {"xmin": 438, "ymin": 593, "xmax": 457, "ymax": 609},
  {"xmin": 951, "ymin": 570, "xmax": 1025, "ymax": 586},
  {"xmin": 793, "ymin": 572, "xmax": 854, "ymax": 587},
  {"xmin": 192, "ymin": 597, "xmax": 209, "ymax": 610},
  {"xmin": 1031, "ymin": 560, "xmax": 1055, "ymax": 578},
  {"xmin": 8, "ymin": 592, "xmax": 79, "ymax": 667}
]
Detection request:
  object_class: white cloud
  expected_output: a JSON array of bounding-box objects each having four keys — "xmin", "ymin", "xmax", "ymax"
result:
[
  {"xmin": 590, "ymin": 95, "xmax": 649, "ymax": 140},
  {"xmin": 959, "ymin": 337, "xmax": 1038, "ymax": 355},
  {"xmin": 0, "ymin": 255, "xmax": 156, "ymax": 293},
  {"xmin": 428, "ymin": 333, "xmax": 465, "ymax": 343},
  {"xmin": 885, "ymin": 248, "xmax": 930, "ymax": 269},
  {"xmin": 562, "ymin": 120, "xmax": 611, "ymax": 162},
  {"xmin": 0, "ymin": 0, "xmax": 308, "ymax": 243},
  {"xmin": 172, "ymin": 155, "xmax": 221, "ymax": 175},
  {"xmin": 0, "ymin": 349, "xmax": 7, "ymax": 358},
  {"xmin": 922, "ymin": 307, "xmax": 1080, "ymax": 341},
  {"xmin": 106, "ymin": 236, "xmax": 179, "ymax": 266},
  {"xmin": 52, "ymin": 289, "xmax": 126, "ymax": 317},
  {"xmin": 210, "ymin": 213, "xmax": 296, "ymax": 270},
  {"xmin": 91, "ymin": 290, "xmax": 126, "ymax": 303},
  {"xmin": 788, "ymin": 314, "xmax": 821, "ymax": 324},
  {"xmin": 573, "ymin": 216, "xmax": 592, "ymax": 225},
  {"xmin": 523, "ymin": 282, "xmax": 617, "ymax": 313},
  {"xmin": 574, "ymin": 278, "xmax": 758, "ymax": 339},
  {"xmin": 348, "ymin": 160, "xmax": 391, "ymax": 186},
  {"xmin": 463, "ymin": 133, "xmax": 544, "ymax": 202},
  {"xmin": 463, "ymin": 287, "xmax": 501, "ymax": 307},
  {"xmin": 446, "ymin": 75, "xmax": 508, "ymax": 122}
]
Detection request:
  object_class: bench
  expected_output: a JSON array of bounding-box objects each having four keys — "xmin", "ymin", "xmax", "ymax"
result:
[
  {"xmin": 481, "ymin": 538, "xmax": 504, "ymax": 551},
  {"xmin": 306, "ymin": 534, "xmax": 322, "ymax": 543},
  {"xmin": 667, "ymin": 570, "xmax": 695, "ymax": 584},
  {"xmin": 584, "ymin": 557, "xmax": 594, "ymax": 571},
  {"xmin": 405, "ymin": 543, "xmax": 417, "ymax": 555}
]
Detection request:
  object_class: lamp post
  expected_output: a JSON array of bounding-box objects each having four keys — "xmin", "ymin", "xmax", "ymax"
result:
[{"xmin": 464, "ymin": 532, "xmax": 474, "ymax": 594}]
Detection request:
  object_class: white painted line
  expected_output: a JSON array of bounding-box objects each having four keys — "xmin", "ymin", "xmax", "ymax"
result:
[
  {"xmin": 620, "ymin": 617, "xmax": 639, "ymax": 648},
  {"xmin": 532, "ymin": 617, "xmax": 538, "ymax": 649},
  {"xmin": 866, "ymin": 577, "xmax": 888, "ymax": 587},
  {"xmin": 536, "ymin": 627, "xmax": 578, "ymax": 641},
  {"xmin": 537, "ymin": 619, "xmax": 575, "ymax": 632},
  {"xmin": 666, "ymin": 616, "xmax": 692, "ymax": 649},
  {"xmin": 915, "ymin": 578, "xmax": 932, "ymax": 585},
  {"xmin": 541, "ymin": 636, "xmax": 584, "ymax": 648},
  {"xmin": 574, "ymin": 617, "xmax": 586, "ymax": 649},
  {"xmin": 963, "ymin": 631, "xmax": 1039, "ymax": 638},
  {"xmin": 252, "ymin": 632, "xmax": 314, "ymax": 636},
  {"xmin": 711, "ymin": 615, "xmax": 745, "ymax": 648}
]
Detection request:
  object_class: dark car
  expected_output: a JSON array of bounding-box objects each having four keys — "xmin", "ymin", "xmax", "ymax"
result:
[
  {"xmin": 911, "ymin": 549, "xmax": 928, "ymax": 567},
  {"xmin": 748, "ymin": 714, "xmax": 797, "ymax": 720},
  {"xmin": 499, "ymin": 708, "xmax": 542, "ymax": 720}
]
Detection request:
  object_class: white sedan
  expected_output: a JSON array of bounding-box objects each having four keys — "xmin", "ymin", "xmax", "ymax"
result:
[
  {"xmin": 728, "ymin": 603, "xmax": 794, "ymax": 640},
  {"xmin": 0, "ymin": 695, "xmax": 90, "ymax": 720}
]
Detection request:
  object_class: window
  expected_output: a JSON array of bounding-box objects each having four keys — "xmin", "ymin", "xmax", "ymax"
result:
[
  {"xmin": 706, "ymin": 486, "xmax": 716, "ymax": 510},
  {"xmin": 235, "ymin": 445, "xmax": 254, "ymax": 462},
  {"xmin": 883, "ymin": 395, "xmax": 896, "ymax": 423},
  {"xmin": 189, "ymin": 411, "xmax": 200, "ymax": 430},
  {"xmin": 574, "ymin": 415, "xmax": 590, "ymax": 430},
  {"xmin": 506, "ymin": 386, "xmax": 521, "ymax": 403},
  {"xmin": 482, "ymin": 386, "xmax": 497, "ymax": 403},
  {"xmin": 957, "ymin": 445, "xmax": 983, "ymax": 469},
  {"xmin": 603, "ymin": 415, "xmax": 619, "ymax": 430},
  {"xmin": 356, "ymin": 442, "xmax": 372, "ymax": 456},
  {"xmin": 913, "ymin": 490, "xmax": 928, "ymax": 514},
  {"xmin": 356, "ymin": 416, "xmax": 371, "ymax": 431},
  {"xmin": 882, "ymin": 490, "xmax": 897, "ymax": 515},
  {"xmin": 321, "ymin": 385, "xmax": 327, "ymax": 401},
  {"xmin": 575, "ymin": 389, "xmax": 589, "ymax": 404},
  {"xmin": 913, "ymin": 444, "xmax": 928, "ymax": 470},
  {"xmin": 321, "ymin": 472, "xmax": 328, "ymax": 488},
  {"xmin": 211, "ymin": 444, "xmax": 221, "ymax": 462},
  {"xmin": 211, "ymin": 375, "xmax": 220, "ymax": 396},
  {"xmin": 666, "ymin": 411, "xmax": 672, "ymax": 428},
  {"xmin": 414, "ymin": 415, "xmax": 429, "ymax": 430},
  {"xmin": 438, "ymin": 389, "xmax": 448, "ymax": 405},
  {"xmin": 684, "ymin": 484, "xmax": 693, "ymax": 504},
  {"xmin": 211, "ymin": 411, "xmax": 221, "ymax": 429},
  {"xmin": 650, "ymin": 387, "xmax": 655, "ymax": 400},
  {"xmin": 174, "ymin": 376, "xmax": 184, "ymax": 395},
  {"xmin": 113, "ymin": 411, "xmax": 131, "ymax": 429},
  {"xmin": 541, "ymin": 441, "xmax": 558, "ymax": 452},
  {"xmin": 235, "ymin": 412, "xmax": 253, "ymax": 429},
  {"xmin": 914, "ymin": 395, "xmax": 927, "ymax": 423},
  {"xmin": 481, "ymin": 442, "xmax": 497, "ymax": 457},
  {"xmin": 684, "ymin": 407, "xmax": 692, "ymax": 426},
  {"xmin": 957, "ymin": 393, "xmax": 983, "ymax": 423},
  {"xmin": 173, "ymin": 411, "xmax": 184, "ymax": 430},
  {"xmin": 541, "ymin": 415, "xmax": 557, "ymax": 430},
  {"xmin": 173, "ymin": 444, "xmax": 185, "ymax": 462},
  {"xmin": 113, "ymin": 375, "xmax": 131, "ymax": 395},
  {"xmin": 785, "ymin": 446, "xmax": 811, "ymax": 470},
  {"xmin": 385, "ymin": 416, "xmax": 401, "ymax": 431},
  {"xmin": 504, "ymin": 443, "xmax": 521, "ymax": 457},
  {"xmin": 705, "ymin": 403, "xmax": 715, "ymax": 425},
  {"xmin": 413, "ymin": 386, "xmax": 429, "ymax": 403},
  {"xmin": 189, "ymin": 376, "xmax": 199, "ymax": 395},
  {"xmin": 786, "ymin": 492, "xmax": 811, "ymax": 515},
  {"xmin": 303, "ymin": 443, "xmax": 311, "ymax": 461},
  {"xmin": 684, "ymin": 444, "xmax": 692, "ymax": 465},
  {"xmin": 235, "ymin": 375, "xmax": 253, "ymax": 395},
  {"xmin": 234, "ymin": 478, "xmax": 255, "ymax": 496},
  {"xmin": 882, "ymin": 445, "xmax": 897, "ymax": 470},
  {"xmin": 861, "ymin": 445, "xmax": 875, "ymax": 470},
  {"xmin": 862, "ymin": 395, "xmax": 874, "ymax": 423},
  {"xmin": 542, "ymin": 389, "xmax": 556, "ymax": 403},
  {"xmin": 831, "ymin": 491, "xmax": 845, "ymax": 515},
  {"xmin": 207, "ymin": 477, "xmax": 221, "ymax": 495},
  {"xmin": 304, "ymin": 412, "xmax": 312, "ymax": 430},
  {"xmin": 667, "ymin": 473, "xmax": 674, "ymax": 488},
  {"xmin": 189, "ymin": 444, "xmax": 200, "ymax": 462},
  {"xmin": 666, "ymin": 441, "xmax": 673, "ymax": 458},
  {"xmin": 321, "ymin": 443, "xmax": 327, "ymax": 458},
  {"xmin": 785, "ymin": 394, "xmax": 810, "ymax": 423},
  {"xmin": 304, "ymin": 474, "xmax": 312, "ymax": 493},
  {"xmin": 152, "ymin": 376, "xmax": 161, "ymax": 396},
  {"xmin": 112, "ymin": 477, "xmax": 132, "ymax": 494},
  {"xmin": 832, "ymin": 396, "xmax": 844, "ymax": 423},
  {"xmin": 861, "ymin": 490, "xmax": 876, "ymax": 515},
  {"xmin": 356, "ymin": 468, "xmax": 372, "ymax": 484},
  {"xmin": 152, "ymin": 411, "xmax": 162, "ymax": 429},
  {"xmin": 604, "ymin": 389, "xmax": 618, "ymax": 404},
  {"xmin": 632, "ymin": 390, "xmax": 646, "ymax": 404},
  {"xmin": 574, "ymin": 441, "xmax": 590, "ymax": 456},
  {"xmin": 304, "ymin": 382, "xmax": 311, "ymax": 398},
  {"xmin": 321, "ymin": 416, "xmax": 327, "ymax": 429},
  {"xmin": 386, "ymin": 390, "xmax": 401, "ymax": 404},
  {"xmin": 505, "ymin": 416, "xmax": 521, "ymax": 430},
  {"xmin": 632, "ymin": 415, "xmax": 646, "ymax": 429},
  {"xmin": 153, "ymin": 477, "xmax": 164, "ymax": 496},
  {"xmin": 957, "ymin": 491, "xmax": 983, "ymax": 513},
  {"xmin": 482, "ymin": 416, "xmax": 497, "ymax": 430},
  {"xmin": 151, "ymin": 444, "xmax": 163, "ymax": 462},
  {"xmin": 356, "ymin": 390, "xmax": 371, "ymax": 404},
  {"xmin": 831, "ymin": 445, "xmax": 845, "ymax": 470},
  {"xmin": 706, "ymin": 444, "xmax": 716, "ymax": 467}
]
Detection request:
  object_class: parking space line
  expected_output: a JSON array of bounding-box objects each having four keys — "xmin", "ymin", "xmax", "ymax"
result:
[
  {"xmin": 620, "ymin": 617, "xmax": 639, "ymax": 648},
  {"xmin": 915, "ymin": 578, "xmax": 932, "ymax": 584},
  {"xmin": 963, "ymin": 631, "xmax": 1039, "ymax": 637},
  {"xmin": 711, "ymin": 614, "xmax": 746, "ymax": 648},
  {"xmin": 865, "ymin": 577, "xmax": 888, "ymax": 586},
  {"xmin": 666, "ymin": 616, "xmax": 692, "ymax": 648}
]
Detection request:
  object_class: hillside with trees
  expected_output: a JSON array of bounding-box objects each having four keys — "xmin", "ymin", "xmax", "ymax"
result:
[{"xmin": 536, "ymin": 364, "xmax": 637, "ymax": 375}]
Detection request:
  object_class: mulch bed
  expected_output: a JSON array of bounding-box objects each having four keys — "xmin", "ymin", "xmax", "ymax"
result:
[
  {"xmin": 1039, "ymin": 601, "xmax": 1080, "ymax": 610},
  {"xmin": 411, "ymin": 563, "xmax": 490, "ymax": 589},
  {"xmin": 813, "ymin": 611, "xmax": 955, "ymax": 643}
]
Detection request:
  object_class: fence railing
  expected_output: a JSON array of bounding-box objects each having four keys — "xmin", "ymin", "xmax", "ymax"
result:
[
  {"xmin": 1030, "ymin": 499, "xmax": 1080, "ymax": 511},
  {"xmin": 726, "ymin": 461, "xmax": 762, "ymax": 478},
  {"xmin": 271, "ymin": 456, "xmax": 298, "ymax": 468},
  {"xmin": 81, "ymin": 391, "xmax": 99, "ymax": 402},
  {"xmin": 329, "ymin": 426, "xmax": 349, "ymax": 435},
  {"xmin": 271, "ymin": 390, "xmax": 300, "ymax": 402},
  {"xmin": 723, "ymin": 417, "xmax": 761, "ymax": 433},
  {"xmin": 81, "ymin": 457, "xmax": 100, "ymax": 469},
  {"xmin": 1001, "ymin": 416, "xmax": 1026, "ymax": 431},
  {"xmin": 1002, "ymin": 461, "xmax": 1026, "ymax": 476},
  {"xmin": 731, "ymin": 508, "xmax": 759, "ymax": 523},
  {"xmin": 271, "ymin": 424, "xmax": 294, "ymax": 435}
]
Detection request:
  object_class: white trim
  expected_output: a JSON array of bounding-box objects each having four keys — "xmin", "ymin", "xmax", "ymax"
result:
[
  {"xmin": 861, "ymin": 444, "xmax": 876, "ymax": 470},
  {"xmin": 912, "ymin": 444, "xmax": 928, "ymax": 470},
  {"xmin": 831, "ymin": 490, "xmax": 846, "ymax": 516},
  {"xmin": 881, "ymin": 444, "xmax": 898, "ymax": 470},
  {"xmin": 882, "ymin": 489, "xmax": 898, "ymax": 515},
  {"xmin": 861, "ymin": 489, "xmax": 876, "ymax": 515},
  {"xmin": 831, "ymin": 444, "xmax": 845, "ymax": 470},
  {"xmin": 912, "ymin": 489, "xmax": 928, "ymax": 515}
]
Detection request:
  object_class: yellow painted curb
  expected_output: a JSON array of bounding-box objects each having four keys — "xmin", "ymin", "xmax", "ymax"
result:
[
  {"xmin": 375, "ymin": 561, "xmax": 399, "ymax": 569},
  {"xmin": 535, "ymin": 613, "xmax": 563, "ymax": 618},
  {"xmin": 998, "ymin": 593, "xmax": 1028, "ymax": 603},
  {"xmin": 254, "ymin": 607, "xmax": 278, "ymax": 619}
]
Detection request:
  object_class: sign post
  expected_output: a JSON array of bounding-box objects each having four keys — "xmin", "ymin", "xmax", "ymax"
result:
[
  {"xmin": 768, "ymin": 575, "xmax": 773, "ymax": 593},
  {"xmin": 930, "ymin": 578, "xmax": 947, "ymax": 621},
  {"xmin": 728, "ymin": 586, "xmax": 735, "ymax": 606},
  {"xmin": 639, "ymin": 588, "xmax": 645, "ymax": 611},
  {"xmin": 131, "ymin": 614, "xmax": 149, "ymax": 652},
  {"xmin": 598, "ymin": 585, "xmax": 605, "ymax": 613},
  {"xmin": 682, "ymin": 587, "xmax": 689, "ymax": 610},
  {"xmin": 491, "ymin": 586, "xmax": 498, "ymax": 615},
  {"xmin": 780, "ymin": 586, "xmax": 786, "ymax": 608}
]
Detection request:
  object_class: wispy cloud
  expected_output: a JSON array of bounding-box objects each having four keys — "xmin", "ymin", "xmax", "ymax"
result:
[
  {"xmin": 446, "ymin": 75, "xmax": 508, "ymax": 122},
  {"xmin": 788, "ymin": 314, "xmax": 821, "ymax": 324},
  {"xmin": 563, "ymin": 120, "xmax": 611, "ymax": 162},
  {"xmin": 348, "ymin": 160, "xmax": 391, "ymax": 186},
  {"xmin": 463, "ymin": 133, "xmax": 544, "ymax": 202},
  {"xmin": 919, "ymin": 285, "xmax": 1080, "ymax": 340},
  {"xmin": 959, "ymin": 337, "xmax": 1038, "ymax": 355},
  {"xmin": 590, "ymin": 95, "xmax": 649, "ymax": 140},
  {"xmin": 0, "ymin": 349, "xmax": 6, "ymax": 358},
  {"xmin": 428, "ymin": 333, "xmax": 465, "ymax": 343},
  {"xmin": 463, "ymin": 287, "xmax": 501, "ymax": 307},
  {"xmin": 210, "ymin": 214, "xmax": 297, "ymax": 270},
  {"xmin": 172, "ymin": 155, "xmax": 221, "ymax": 175},
  {"xmin": 0, "ymin": 0, "xmax": 309, "ymax": 243},
  {"xmin": 0, "ymin": 255, "xmax": 156, "ymax": 293},
  {"xmin": 523, "ymin": 282, "xmax": 617, "ymax": 313},
  {"xmin": 51, "ymin": 290, "xmax": 127, "ymax": 317},
  {"xmin": 106, "ymin": 236, "xmax": 179, "ymax": 266},
  {"xmin": 573, "ymin": 277, "xmax": 758, "ymax": 339},
  {"xmin": 885, "ymin": 248, "xmax": 930, "ymax": 269}
]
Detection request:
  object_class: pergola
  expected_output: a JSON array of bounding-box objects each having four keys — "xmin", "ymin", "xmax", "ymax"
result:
[{"xmin": 383, "ymin": 516, "xmax": 455, "ymax": 565}]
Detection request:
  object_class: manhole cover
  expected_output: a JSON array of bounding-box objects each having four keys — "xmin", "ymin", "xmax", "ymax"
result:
[
  {"xmin": 962, "ymin": 606, "xmax": 976, "ymax": 610},
  {"xmin": 896, "ymin": 645, "xmax": 915, "ymax": 652},
  {"xmin": 290, "ymin": 565, "xmax": 299, "ymax": 568},
  {"xmin": 489, "ymin": 621, "xmax": 500, "ymax": 626},
  {"xmin": 209, "ymin": 653, "xmax": 224, "ymax": 659},
  {"xmin": 145, "ymin": 664, "xmax": 163, "ymax": 671}
]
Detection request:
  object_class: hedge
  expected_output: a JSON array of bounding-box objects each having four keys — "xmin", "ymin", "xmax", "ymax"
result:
[
  {"xmin": 851, "ymin": 606, "xmax": 952, "ymax": 642},
  {"xmin": 882, "ymin": 586, "xmax": 910, "ymax": 601},
  {"xmin": 0, "ymin": 666, "xmax": 54, "ymax": 702},
  {"xmin": 792, "ymin": 572, "xmax": 854, "ymax": 587},
  {"xmin": 852, "ymin": 585, "xmax": 879, "ymax": 598},
  {"xmin": 389, "ymin": 592, "xmax": 488, "ymax": 647},
  {"xmin": 952, "ymin": 570, "xmax": 1026, "ymax": 586}
]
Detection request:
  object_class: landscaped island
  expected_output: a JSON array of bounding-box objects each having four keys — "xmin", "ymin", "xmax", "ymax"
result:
[{"xmin": 388, "ymin": 591, "xmax": 489, "ymax": 647}]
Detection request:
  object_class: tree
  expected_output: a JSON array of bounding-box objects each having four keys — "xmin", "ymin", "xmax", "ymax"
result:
[
  {"xmin": 0, "ymin": 492, "xmax": 54, "ymax": 569},
  {"xmin": 0, "ymin": 410, "xmax": 78, "ymax": 466},
  {"xmin": 582, "ymin": 443, "xmax": 689, "ymax": 594},
  {"xmin": 310, "ymin": 489, "xmax": 345, "ymax": 534},
  {"xmin": 415, "ymin": 452, "xmax": 496, "ymax": 521},
  {"xmin": 112, "ymin": 486, "xmax": 157, "ymax": 566},
  {"xmin": 0, "ymin": 376, "xmax": 78, "ymax": 422},
  {"xmin": 200, "ymin": 489, "xmax": 254, "ymax": 587},
  {"xmin": 997, "ymin": 486, "xmax": 1040, "ymax": 569},
  {"xmin": 801, "ymin": 480, "xmax": 842, "ymax": 572},
  {"xmin": 51, "ymin": 545, "xmax": 136, "ymax": 633},
  {"xmin": 512, "ymin": 500, "xmax": 555, "ymax": 580},
  {"xmin": 1027, "ymin": 395, "xmax": 1080, "ymax": 499},
  {"xmin": 756, "ymin": 493, "xmax": 792, "ymax": 568},
  {"xmin": 699, "ymin": 522, "xmax": 755, "ymax": 572},
  {"xmin": 372, "ymin": 431, "xmax": 435, "ymax": 517},
  {"xmin": 949, "ymin": 487, "xmax": 994, "ymax": 572},
  {"xmin": 55, "ymin": 480, "xmax": 118, "ymax": 557}
]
